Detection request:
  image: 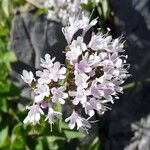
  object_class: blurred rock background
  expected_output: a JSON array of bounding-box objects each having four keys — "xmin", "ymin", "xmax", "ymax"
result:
[{"xmin": 9, "ymin": 0, "xmax": 150, "ymax": 149}]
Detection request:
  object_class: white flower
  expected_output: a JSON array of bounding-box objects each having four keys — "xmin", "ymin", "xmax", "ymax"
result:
[
  {"xmin": 21, "ymin": 70, "xmax": 34, "ymax": 85},
  {"xmin": 66, "ymin": 43, "xmax": 82, "ymax": 63},
  {"xmin": 89, "ymin": 98, "xmax": 108, "ymax": 115},
  {"xmin": 80, "ymin": 14, "xmax": 98, "ymax": 35},
  {"xmin": 62, "ymin": 16, "xmax": 81, "ymax": 44},
  {"xmin": 69, "ymin": 87, "xmax": 90, "ymax": 105},
  {"xmin": 88, "ymin": 33, "xmax": 112, "ymax": 50},
  {"xmin": 109, "ymin": 38, "xmax": 124, "ymax": 52},
  {"xmin": 34, "ymin": 84, "xmax": 50, "ymax": 103},
  {"xmin": 36, "ymin": 69, "xmax": 51, "ymax": 84},
  {"xmin": 82, "ymin": 101, "xmax": 95, "ymax": 117},
  {"xmin": 90, "ymin": 80, "xmax": 105, "ymax": 98},
  {"xmin": 83, "ymin": 52, "xmax": 101, "ymax": 68},
  {"xmin": 72, "ymin": 36, "xmax": 87, "ymax": 52},
  {"xmin": 51, "ymin": 86, "xmax": 68, "ymax": 104},
  {"xmin": 40, "ymin": 54, "xmax": 55, "ymax": 69},
  {"xmin": 75, "ymin": 72, "xmax": 89, "ymax": 89},
  {"xmin": 66, "ymin": 36, "xmax": 87, "ymax": 64},
  {"xmin": 65, "ymin": 110, "xmax": 91, "ymax": 130},
  {"xmin": 96, "ymin": 72, "xmax": 113, "ymax": 84},
  {"xmin": 23, "ymin": 104, "xmax": 44, "ymax": 125},
  {"xmin": 49, "ymin": 62, "xmax": 66, "ymax": 82},
  {"xmin": 45, "ymin": 107, "xmax": 62, "ymax": 124},
  {"xmin": 75, "ymin": 60, "xmax": 92, "ymax": 75}
]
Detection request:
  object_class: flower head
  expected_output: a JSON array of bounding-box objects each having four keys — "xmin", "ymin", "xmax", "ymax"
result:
[{"xmin": 22, "ymin": 10, "xmax": 129, "ymax": 133}]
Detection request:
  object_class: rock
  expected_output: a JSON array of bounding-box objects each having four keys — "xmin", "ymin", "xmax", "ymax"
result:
[
  {"xmin": 101, "ymin": 0, "xmax": 150, "ymax": 149},
  {"xmin": 9, "ymin": 12, "xmax": 66, "ymax": 100}
]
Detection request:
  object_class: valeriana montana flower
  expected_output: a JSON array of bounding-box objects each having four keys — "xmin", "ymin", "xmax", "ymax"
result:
[
  {"xmin": 80, "ymin": 14, "xmax": 98, "ymax": 36},
  {"xmin": 23, "ymin": 104, "xmax": 44, "ymax": 125},
  {"xmin": 40, "ymin": 54, "xmax": 55, "ymax": 69},
  {"xmin": 65, "ymin": 110, "xmax": 91, "ymax": 130},
  {"xmin": 66, "ymin": 37, "xmax": 87, "ymax": 63},
  {"xmin": 45, "ymin": 107, "xmax": 62, "ymax": 124},
  {"xmin": 45, "ymin": 0, "xmax": 93, "ymax": 25},
  {"xmin": 49, "ymin": 62, "xmax": 66, "ymax": 82},
  {"xmin": 62, "ymin": 16, "xmax": 81, "ymax": 44},
  {"xmin": 51, "ymin": 86, "xmax": 68, "ymax": 104},
  {"xmin": 34, "ymin": 84, "xmax": 50, "ymax": 103},
  {"xmin": 69, "ymin": 87, "xmax": 90, "ymax": 105},
  {"xmin": 66, "ymin": 42, "xmax": 82, "ymax": 63},
  {"xmin": 36, "ymin": 69, "xmax": 51, "ymax": 84},
  {"xmin": 22, "ymin": 12, "xmax": 129, "ymax": 132},
  {"xmin": 74, "ymin": 72, "xmax": 89, "ymax": 89},
  {"xmin": 21, "ymin": 70, "xmax": 34, "ymax": 85}
]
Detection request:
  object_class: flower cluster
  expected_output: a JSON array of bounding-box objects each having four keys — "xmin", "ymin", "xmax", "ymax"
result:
[
  {"xmin": 44, "ymin": 0, "xmax": 99, "ymax": 24},
  {"xmin": 21, "ymin": 13, "xmax": 129, "ymax": 132}
]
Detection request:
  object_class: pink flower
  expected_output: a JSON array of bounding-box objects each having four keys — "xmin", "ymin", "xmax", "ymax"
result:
[
  {"xmin": 83, "ymin": 52, "xmax": 100, "ymax": 68},
  {"xmin": 49, "ymin": 62, "xmax": 66, "ymax": 82},
  {"xmin": 75, "ymin": 60, "xmax": 92, "ymax": 75},
  {"xmin": 69, "ymin": 87, "xmax": 90, "ymax": 105},
  {"xmin": 65, "ymin": 110, "xmax": 91, "ymax": 130},
  {"xmin": 66, "ymin": 43, "xmax": 82, "ymax": 63},
  {"xmin": 75, "ymin": 72, "xmax": 89, "ymax": 89},
  {"xmin": 45, "ymin": 107, "xmax": 62, "ymax": 124},
  {"xmin": 80, "ymin": 14, "xmax": 98, "ymax": 36},
  {"xmin": 62, "ymin": 16, "xmax": 81, "ymax": 44},
  {"xmin": 40, "ymin": 54, "xmax": 55, "ymax": 69},
  {"xmin": 88, "ymin": 33, "xmax": 112, "ymax": 50},
  {"xmin": 34, "ymin": 84, "xmax": 50, "ymax": 103},
  {"xmin": 22, "ymin": 10, "xmax": 129, "ymax": 132},
  {"xmin": 51, "ymin": 86, "xmax": 68, "ymax": 104},
  {"xmin": 36, "ymin": 69, "xmax": 51, "ymax": 84},
  {"xmin": 90, "ymin": 80, "xmax": 105, "ymax": 98},
  {"xmin": 23, "ymin": 104, "xmax": 44, "ymax": 125},
  {"xmin": 21, "ymin": 70, "xmax": 34, "ymax": 85}
]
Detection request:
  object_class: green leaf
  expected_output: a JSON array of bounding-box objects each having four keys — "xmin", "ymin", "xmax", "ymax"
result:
[
  {"xmin": 43, "ymin": 137, "xmax": 59, "ymax": 150},
  {"xmin": 0, "ymin": 51, "xmax": 17, "ymax": 63},
  {"xmin": 89, "ymin": 137, "xmax": 101, "ymax": 150},
  {"xmin": 46, "ymin": 136, "xmax": 65, "ymax": 143},
  {"xmin": 35, "ymin": 139, "xmax": 43, "ymax": 150},
  {"xmin": 81, "ymin": 0, "xmax": 93, "ymax": 11},
  {"xmin": 0, "ymin": 81, "xmax": 20, "ymax": 100},
  {"xmin": 101, "ymin": 0, "xmax": 109, "ymax": 19},
  {"xmin": 12, "ymin": 124, "xmax": 24, "ymax": 136},
  {"xmin": 63, "ymin": 130, "xmax": 85, "ymax": 140},
  {"xmin": 123, "ymin": 82, "xmax": 135, "ymax": 90},
  {"xmin": 0, "ymin": 99, "xmax": 7, "ymax": 112},
  {"xmin": 0, "ymin": 126, "xmax": 8, "ymax": 147},
  {"xmin": 0, "ymin": 64, "xmax": 9, "ymax": 81},
  {"xmin": 2, "ymin": 0, "xmax": 10, "ymax": 17},
  {"xmin": 60, "ymin": 122, "xmax": 70, "ymax": 130},
  {"xmin": 53, "ymin": 102, "xmax": 62, "ymax": 132},
  {"xmin": 10, "ymin": 135, "xmax": 26, "ymax": 150},
  {"xmin": 0, "ymin": 81, "xmax": 11, "ymax": 93}
]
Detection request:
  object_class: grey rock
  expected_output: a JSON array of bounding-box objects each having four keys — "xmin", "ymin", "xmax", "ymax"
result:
[{"xmin": 9, "ymin": 12, "xmax": 66, "ymax": 100}]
